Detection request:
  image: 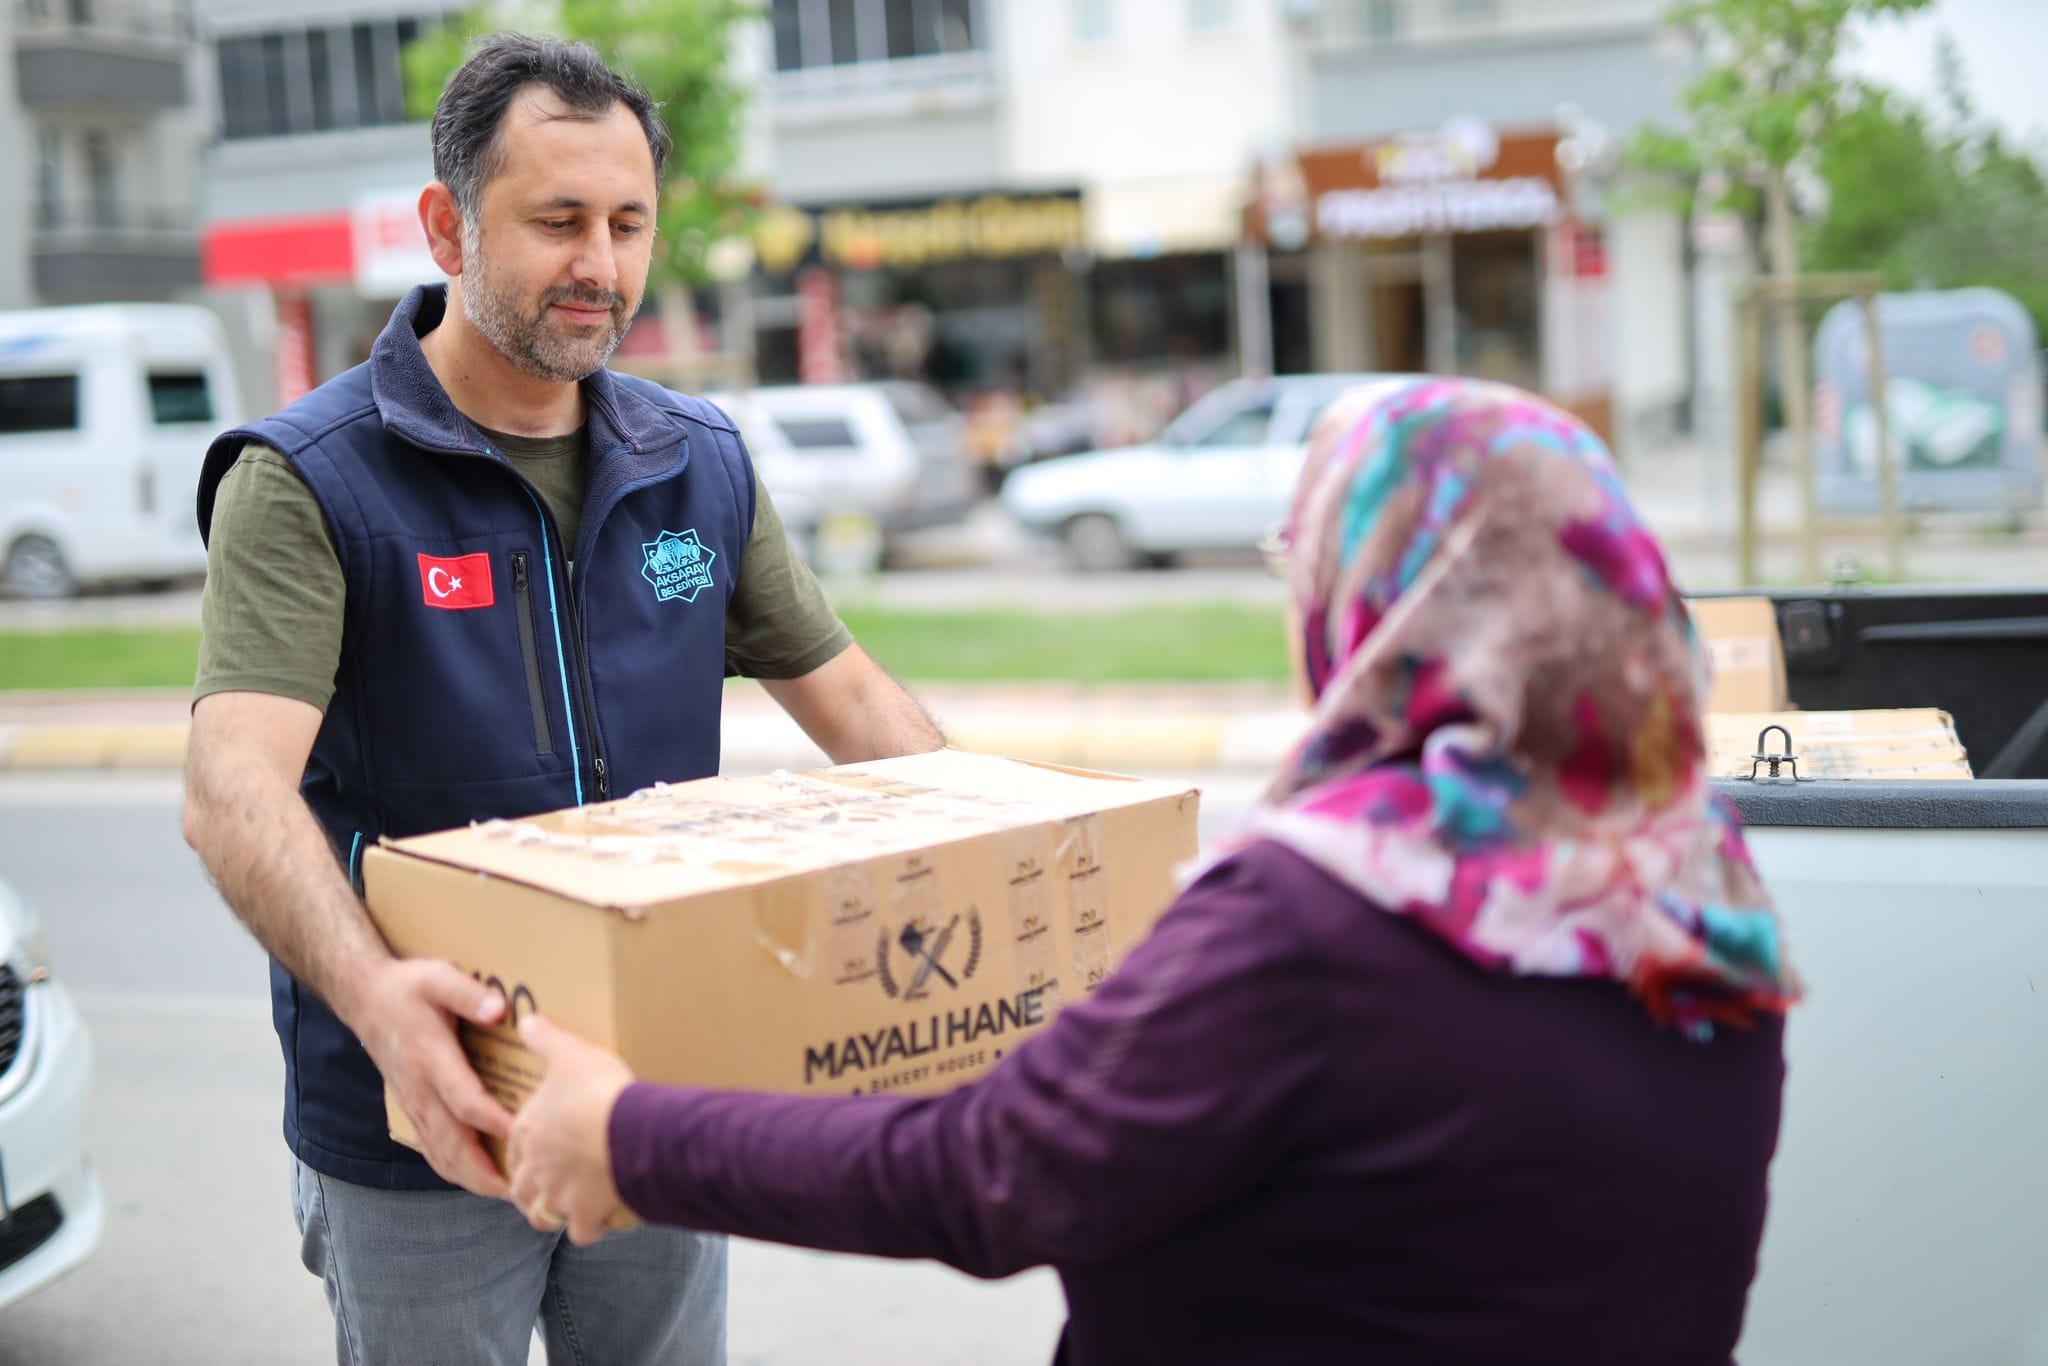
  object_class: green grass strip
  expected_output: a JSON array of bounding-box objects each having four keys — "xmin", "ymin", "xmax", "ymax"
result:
[{"xmin": 0, "ymin": 604, "xmax": 1288, "ymax": 691}]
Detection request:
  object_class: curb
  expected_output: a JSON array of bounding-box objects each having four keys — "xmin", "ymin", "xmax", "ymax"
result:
[
  {"xmin": 0, "ymin": 711, "xmax": 1308, "ymax": 776},
  {"xmin": 0, "ymin": 723, "xmax": 191, "ymax": 772}
]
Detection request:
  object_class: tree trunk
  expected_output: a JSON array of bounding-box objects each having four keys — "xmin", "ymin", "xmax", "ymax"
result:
[
  {"xmin": 658, "ymin": 278, "xmax": 699, "ymax": 391},
  {"xmin": 1762, "ymin": 169, "xmax": 1822, "ymax": 585}
]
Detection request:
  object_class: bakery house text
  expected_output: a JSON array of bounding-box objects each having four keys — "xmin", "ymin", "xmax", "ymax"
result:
[{"xmin": 803, "ymin": 986, "xmax": 1052, "ymax": 1087}]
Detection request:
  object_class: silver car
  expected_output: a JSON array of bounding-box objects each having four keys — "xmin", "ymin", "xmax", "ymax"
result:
[
  {"xmin": 708, "ymin": 382, "xmax": 980, "ymax": 567},
  {"xmin": 0, "ymin": 877, "xmax": 101, "ymax": 1311},
  {"xmin": 1000, "ymin": 374, "xmax": 1383, "ymax": 571}
]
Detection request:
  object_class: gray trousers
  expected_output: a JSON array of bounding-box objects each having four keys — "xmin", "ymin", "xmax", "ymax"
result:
[{"xmin": 292, "ymin": 1158, "xmax": 727, "ymax": 1365}]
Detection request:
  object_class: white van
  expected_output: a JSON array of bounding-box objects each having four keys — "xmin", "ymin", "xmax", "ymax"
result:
[{"xmin": 0, "ymin": 305, "xmax": 241, "ymax": 598}]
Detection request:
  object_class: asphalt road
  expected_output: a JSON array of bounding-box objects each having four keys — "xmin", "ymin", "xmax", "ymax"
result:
[{"xmin": 0, "ymin": 770, "xmax": 1262, "ymax": 1364}]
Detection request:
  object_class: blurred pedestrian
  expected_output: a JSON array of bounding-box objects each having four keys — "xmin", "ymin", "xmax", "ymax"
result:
[{"xmin": 506, "ymin": 376, "xmax": 1798, "ymax": 1366}]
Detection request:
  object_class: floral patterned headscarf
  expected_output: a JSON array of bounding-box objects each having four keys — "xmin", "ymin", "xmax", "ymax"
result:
[{"xmin": 1243, "ymin": 377, "xmax": 1797, "ymax": 1034}]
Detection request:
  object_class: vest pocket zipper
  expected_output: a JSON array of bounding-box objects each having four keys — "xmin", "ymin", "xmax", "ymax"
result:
[
  {"xmin": 510, "ymin": 552, "xmax": 555, "ymax": 756},
  {"xmin": 346, "ymin": 831, "xmax": 365, "ymax": 899}
]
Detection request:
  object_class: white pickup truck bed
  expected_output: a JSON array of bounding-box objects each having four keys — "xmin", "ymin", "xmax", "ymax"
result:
[{"xmin": 1723, "ymin": 780, "xmax": 2048, "ymax": 1366}]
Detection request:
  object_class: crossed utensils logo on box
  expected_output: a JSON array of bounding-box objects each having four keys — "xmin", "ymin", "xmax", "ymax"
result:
[{"xmin": 877, "ymin": 910, "xmax": 984, "ymax": 1001}]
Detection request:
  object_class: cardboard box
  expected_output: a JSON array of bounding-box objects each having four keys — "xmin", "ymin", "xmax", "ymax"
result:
[
  {"xmin": 1708, "ymin": 708, "xmax": 1973, "ymax": 780},
  {"xmin": 363, "ymin": 749, "xmax": 1201, "ymax": 1152},
  {"xmin": 1688, "ymin": 596, "xmax": 1791, "ymax": 715}
]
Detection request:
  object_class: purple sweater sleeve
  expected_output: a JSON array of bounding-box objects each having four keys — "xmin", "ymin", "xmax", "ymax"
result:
[{"xmin": 609, "ymin": 853, "xmax": 1328, "ymax": 1279}]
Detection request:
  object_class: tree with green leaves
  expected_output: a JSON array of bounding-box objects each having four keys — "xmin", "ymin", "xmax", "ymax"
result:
[
  {"xmin": 405, "ymin": 0, "xmax": 759, "ymax": 373},
  {"xmin": 1805, "ymin": 58, "xmax": 2048, "ymax": 344},
  {"xmin": 1630, "ymin": 0, "xmax": 1930, "ymax": 582}
]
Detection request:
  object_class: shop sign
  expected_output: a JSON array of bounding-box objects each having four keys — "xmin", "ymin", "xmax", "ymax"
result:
[
  {"xmin": 352, "ymin": 192, "xmax": 438, "ymax": 296},
  {"xmin": 1318, "ymin": 178, "xmax": 1560, "ymax": 240},
  {"xmin": 752, "ymin": 193, "xmax": 1086, "ymax": 275},
  {"xmin": 1282, "ymin": 121, "xmax": 1564, "ymax": 245}
]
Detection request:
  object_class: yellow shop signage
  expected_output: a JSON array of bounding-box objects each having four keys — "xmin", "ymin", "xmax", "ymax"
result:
[{"xmin": 753, "ymin": 193, "xmax": 1085, "ymax": 274}]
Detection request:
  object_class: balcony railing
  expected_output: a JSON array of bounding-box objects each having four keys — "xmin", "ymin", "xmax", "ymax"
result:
[
  {"xmin": 1312, "ymin": 0, "xmax": 1670, "ymax": 48},
  {"xmin": 13, "ymin": 0, "xmax": 192, "ymax": 108},
  {"xmin": 772, "ymin": 47, "xmax": 996, "ymax": 113},
  {"xmin": 12, "ymin": 0, "xmax": 193, "ymax": 43},
  {"xmin": 30, "ymin": 199, "xmax": 200, "ymax": 301},
  {"xmin": 33, "ymin": 199, "xmax": 196, "ymax": 237}
]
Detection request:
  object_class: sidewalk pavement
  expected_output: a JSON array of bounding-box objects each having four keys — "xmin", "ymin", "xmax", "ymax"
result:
[{"xmin": 0, "ymin": 682, "xmax": 1309, "ymax": 777}]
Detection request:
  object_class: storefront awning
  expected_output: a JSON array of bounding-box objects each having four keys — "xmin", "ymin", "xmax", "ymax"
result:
[
  {"xmin": 1086, "ymin": 178, "xmax": 1243, "ymax": 259},
  {"xmin": 202, "ymin": 212, "xmax": 354, "ymax": 289},
  {"xmin": 202, "ymin": 192, "xmax": 435, "ymax": 294}
]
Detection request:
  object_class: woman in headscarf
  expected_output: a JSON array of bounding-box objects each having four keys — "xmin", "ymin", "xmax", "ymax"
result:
[{"xmin": 506, "ymin": 377, "xmax": 1798, "ymax": 1365}]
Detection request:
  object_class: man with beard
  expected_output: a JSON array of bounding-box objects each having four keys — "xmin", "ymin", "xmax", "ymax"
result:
[{"xmin": 181, "ymin": 34, "xmax": 944, "ymax": 1364}]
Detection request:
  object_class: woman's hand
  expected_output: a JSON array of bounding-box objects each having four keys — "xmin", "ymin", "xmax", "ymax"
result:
[{"xmin": 506, "ymin": 1013, "xmax": 635, "ymax": 1245}]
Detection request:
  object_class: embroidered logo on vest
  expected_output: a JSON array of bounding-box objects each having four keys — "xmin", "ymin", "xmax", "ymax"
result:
[{"xmin": 640, "ymin": 528, "xmax": 716, "ymax": 603}]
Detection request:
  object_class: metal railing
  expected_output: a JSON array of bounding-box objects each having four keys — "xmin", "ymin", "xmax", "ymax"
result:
[
  {"xmin": 772, "ymin": 47, "xmax": 995, "ymax": 107},
  {"xmin": 32, "ymin": 199, "xmax": 197, "ymax": 237},
  {"xmin": 1312, "ymin": 0, "xmax": 1670, "ymax": 48},
  {"xmin": 11, "ymin": 0, "xmax": 193, "ymax": 43}
]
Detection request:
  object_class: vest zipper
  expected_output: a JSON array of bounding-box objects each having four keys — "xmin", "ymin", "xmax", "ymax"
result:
[
  {"xmin": 527, "ymin": 495, "xmax": 602, "ymax": 805},
  {"xmin": 567, "ymin": 441, "xmax": 642, "ymax": 804},
  {"xmin": 510, "ymin": 552, "xmax": 555, "ymax": 756},
  {"xmin": 556, "ymin": 560, "xmax": 611, "ymax": 802},
  {"xmin": 410, "ymin": 435, "xmax": 618, "ymax": 806}
]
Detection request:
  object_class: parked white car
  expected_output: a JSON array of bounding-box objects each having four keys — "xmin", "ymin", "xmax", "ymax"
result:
[
  {"xmin": 0, "ymin": 304, "xmax": 242, "ymax": 598},
  {"xmin": 1001, "ymin": 374, "xmax": 1385, "ymax": 571},
  {"xmin": 706, "ymin": 382, "xmax": 980, "ymax": 565},
  {"xmin": 0, "ymin": 877, "xmax": 100, "ymax": 1311}
]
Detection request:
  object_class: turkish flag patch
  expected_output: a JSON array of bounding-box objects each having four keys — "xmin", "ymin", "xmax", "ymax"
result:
[{"xmin": 417, "ymin": 552, "xmax": 495, "ymax": 610}]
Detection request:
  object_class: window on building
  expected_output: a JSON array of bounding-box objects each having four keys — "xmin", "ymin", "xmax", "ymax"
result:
[
  {"xmin": 772, "ymin": 0, "xmax": 805, "ymax": 69},
  {"xmin": 82, "ymin": 129, "xmax": 119, "ymax": 230},
  {"xmin": 306, "ymin": 29, "xmax": 337, "ymax": 131},
  {"xmin": 936, "ymin": 0, "xmax": 974, "ymax": 51},
  {"xmin": 147, "ymin": 373, "xmax": 214, "ymax": 425},
  {"xmin": 770, "ymin": 0, "xmax": 983, "ymax": 72},
  {"xmin": 1188, "ymin": 0, "xmax": 1233, "ymax": 30},
  {"xmin": 827, "ymin": 0, "xmax": 860, "ymax": 63},
  {"xmin": 217, "ymin": 16, "xmax": 438, "ymax": 140},
  {"xmin": 0, "ymin": 376, "xmax": 82, "ymax": 435},
  {"xmin": 1072, "ymin": 0, "xmax": 1114, "ymax": 43},
  {"xmin": 33, "ymin": 128, "xmax": 61, "ymax": 229},
  {"xmin": 351, "ymin": 23, "xmax": 384, "ymax": 124}
]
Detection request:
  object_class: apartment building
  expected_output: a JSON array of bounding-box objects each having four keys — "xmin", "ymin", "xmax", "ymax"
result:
[
  {"xmin": 754, "ymin": 0, "xmax": 1293, "ymax": 420},
  {"xmin": 176, "ymin": 0, "xmax": 1704, "ymax": 444},
  {"xmin": 0, "ymin": 0, "xmax": 206, "ymax": 310},
  {"xmin": 189, "ymin": 0, "xmax": 455, "ymax": 403}
]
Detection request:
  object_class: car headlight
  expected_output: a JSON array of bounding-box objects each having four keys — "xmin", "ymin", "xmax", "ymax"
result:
[{"xmin": 13, "ymin": 905, "xmax": 48, "ymax": 984}]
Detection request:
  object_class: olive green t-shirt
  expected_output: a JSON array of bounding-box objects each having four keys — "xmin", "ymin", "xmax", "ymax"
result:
[{"xmin": 196, "ymin": 424, "xmax": 852, "ymax": 712}]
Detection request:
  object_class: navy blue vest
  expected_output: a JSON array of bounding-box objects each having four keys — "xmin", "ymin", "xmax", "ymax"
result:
[{"xmin": 198, "ymin": 285, "xmax": 754, "ymax": 1188}]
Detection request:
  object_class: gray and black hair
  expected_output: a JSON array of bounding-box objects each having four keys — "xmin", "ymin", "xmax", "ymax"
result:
[{"xmin": 430, "ymin": 32, "xmax": 672, "ymax": 218}]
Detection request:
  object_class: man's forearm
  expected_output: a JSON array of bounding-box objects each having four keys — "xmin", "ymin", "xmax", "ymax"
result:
[
  {"xmin": 763, "ymin": 645, "xmax": 946, "ymax": 765},
  {"xmin": 841, "ymin": 666, "xmax": 946, "ymax": 762},
  {"xmin": 184, "ymin": 746, "xmax": 390, "ymax": 1020}
]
